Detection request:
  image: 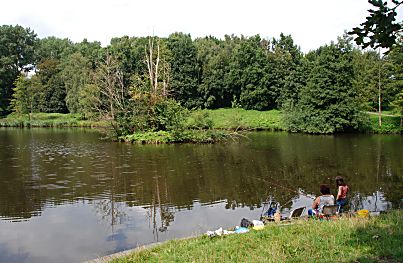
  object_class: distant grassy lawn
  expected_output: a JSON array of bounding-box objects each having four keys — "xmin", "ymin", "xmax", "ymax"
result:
[
  {"xmin": 193, "ymin": 108, "xmax": 284, "ymax": 130},
  {"xmin": 0, "ymin": 109, "xmax": 283, "ymax": 131},
  {"xmin": 112, "ymin": 210, "xmax": 402, "ymax": 263},
  {"xmin": 1, "ymin": 110, "xmax": 401, "ymax": 134},
  {"xmin": 373, "ymin": 110, "xmax": 397, "ymax": 116},
  {"xmin": 0, "ymin": 113, "xmax": 109, "ymax": 127}
]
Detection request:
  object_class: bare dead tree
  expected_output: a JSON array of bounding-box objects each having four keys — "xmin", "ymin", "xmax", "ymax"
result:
[
  {"xmin": 146, "ymin": 37, "xmax": 155, "ymax": 93},
  {"xmin": 145, "ymin": 37, "xmax": 170, "ymax": 98},
  {"xmin": 93, "ymin": 53, "xmax": 127, "ymax": 120},
  {"xmin": 161, "ymin": 58, "xmax": 170, "ymax": 97}
]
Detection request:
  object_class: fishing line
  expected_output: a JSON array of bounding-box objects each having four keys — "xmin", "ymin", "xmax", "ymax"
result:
[{"xmin": 253, "ymin": 176, "xmax": 315, "ymax": 199}]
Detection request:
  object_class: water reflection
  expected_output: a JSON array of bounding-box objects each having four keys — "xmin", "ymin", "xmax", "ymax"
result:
[{"xmin": 0, "ymin": 128, "xmax": 401, "ymax": 262}]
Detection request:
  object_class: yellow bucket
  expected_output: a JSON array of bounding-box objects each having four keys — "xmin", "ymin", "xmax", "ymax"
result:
[
  {"xmin": 252, "ymin": 225, "xmax": 265, "ymax": 231},
  {"xmin": 357, "ymin": 209, "xmax": 369, "ymax": 218}
]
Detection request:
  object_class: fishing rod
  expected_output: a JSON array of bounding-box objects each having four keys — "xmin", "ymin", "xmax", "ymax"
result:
[
  {"xmin": 253, "ymin": 176, "xmax": 315, "ymax": 200},
  {"xmin": 254, "ymin": 176, "xmax": 316, "ymax": 218}
]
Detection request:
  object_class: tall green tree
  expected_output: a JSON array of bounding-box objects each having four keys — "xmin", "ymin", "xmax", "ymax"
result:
[
  {"xmin": 0, "ymin": 25, "xmax": 37, "ymax": 115},
  {"xmin": 271, "ymin": 33, "xmax": 304, "ymax": 107},
  {"xmin": 60, "ymin": 52, "xmax": 91, "ymax": 113},
  {"xmin": 33, "ymin": 37, "xmax": 78, "ymax": 113},
  {"xmin": 352, "ymin": 49, "xmax": 380, "ymax": 110},
  {"xmin": 166, "ymin": 33, "xmax": 200, "ymax": 108},
  {"xmin": 284, "ymin": 42, "xmax": 367, "ymax": 133},
  {"xmin": 108, "ymin": 36, "xmax": 148, "ymax": 87},
  {"xmin": 392, "ymin": 90, "xmax": 403, "ymax": 130},
  {"xmin": 387, "ymin": 43, "xmax": 403, "ymax": 128},
  {"xmin": 35, "ymin": 58, "xmax": 68, "ymax": 113},
  {"xmin": 78, "ymin": 84, "xmax": 101, "ymax": 119},
  {"xmin": 10, "ymin": 75, "xmax": 40, "ymax": 115},
  {"xmin": 384, "ymin": 42, "xmax": 403, "ymax": 104},
  {"xmin": 36, "ymin": 37, "xmax": 75, "ymax": 61},
  {"xmin": 75, "ymin": 39, "xmax": 102, "ymax": 69},
  {"xmin": 230, "ymin": 35, "xmax": 276, "ymax": 110},
  {"xmin": 195, "ymin": 36, "xmax": 234, "ymax": 108}
]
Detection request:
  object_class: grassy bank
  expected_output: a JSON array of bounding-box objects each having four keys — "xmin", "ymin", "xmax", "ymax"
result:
[
  {"xmin": 0, "ymin": 113, "xmax": 109, "ymax": 128},
  {"xmin": 1, "ymin": 110, "xmax": 401, "ymax": 135},
  {"xmin": 369, "ymin": 114, "xmax": 402, "ymax": 134},
  {"xmin": 112, "ymin": 210, "xmax": 402, "ymax": 263},
  {"xmin": 193, "ymin": 108, "xmax": 284, "ymax": 130},
  {"xmin": 0, "ymin": 109, "xmax": 283, "ymax": 131}
]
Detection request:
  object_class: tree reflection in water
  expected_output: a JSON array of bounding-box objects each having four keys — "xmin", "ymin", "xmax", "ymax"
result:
[{"xmin": 146, "ymin": 174, "xmax": 175, "ymax": 241}]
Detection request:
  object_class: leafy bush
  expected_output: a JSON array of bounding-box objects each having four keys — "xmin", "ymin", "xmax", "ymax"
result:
[
  {"xmin": 111, "ymin": 93, "xmax": 189, "ymax": 138},
  {"xmin": 121, "ymin": 129, "xmax": 229, "ymax": 144},
  {"xmin": 282, "ymin": 44, "xmax": 368, "ymax": 134},
  {"xmin": 153, "ymin": 99, "xmax": 189, "ymax": 131},
  {"xmin": 122, "ymin": 131, "xmax": 174, "ymax": 144},
  {"xmin": 185, "ymin": 110, "xmax": 213, "ymax": 129},
  {"xmin": 172, "ymin": 129, "xmax": 228, "ymax": 143}
]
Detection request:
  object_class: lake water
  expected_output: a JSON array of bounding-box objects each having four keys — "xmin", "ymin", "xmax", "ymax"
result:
[{"xmin": 0, "ymin": 128, "xmax": 401, "ymax": 263}]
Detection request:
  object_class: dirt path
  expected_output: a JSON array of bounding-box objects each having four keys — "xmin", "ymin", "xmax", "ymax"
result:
[{"xmin": 366, "ymin": 112, "xmax": 397, "ymax": 117}]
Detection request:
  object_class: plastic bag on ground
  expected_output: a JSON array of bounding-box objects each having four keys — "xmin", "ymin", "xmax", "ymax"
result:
[
  {"xmin": 206, "ymin": 227, "xmax": 235, "ymax": 237},
  {"xmin": 234, "ymin": 226, "xmax": 249, "ymax": 234}
]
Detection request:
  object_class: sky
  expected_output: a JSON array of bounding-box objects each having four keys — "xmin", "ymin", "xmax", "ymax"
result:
[{"xmin": 1, "ymin": 0, "xmax": 402, "ymax": 53}]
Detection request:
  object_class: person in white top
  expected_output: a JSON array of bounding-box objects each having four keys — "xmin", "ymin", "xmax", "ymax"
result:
[{"xmin": 308, "ymin": 184, "xmax": 335, "ymax": 216}]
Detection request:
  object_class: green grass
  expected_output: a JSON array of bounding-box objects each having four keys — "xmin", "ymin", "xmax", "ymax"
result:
[
  {"xmin": 113, "ymin": 210, "xmax": 402, "ymax": 263},
  {"xmin": 1, "ymin": 109, "xmax": 283, "ymax": 130},
  {"xmin": 190, "ymin": 108, "xmax": 284, "ymax": 131},
  {"xmin": 369, "ymin": 114, "xmax": 402, "ymax": 134},
  {"xmin": 0, "ymin": 113, "xmax": 109, "ymax": 128},
  {"xmin": 1, "ymin": 110, "xmax": 401, "ymax": 134},
  {"xmin": 121, "ymin": 129, "xmax": 231, "ymax": 144}
]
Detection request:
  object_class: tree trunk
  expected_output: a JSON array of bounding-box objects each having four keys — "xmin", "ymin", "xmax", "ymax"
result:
[
  {"xmin": 378, "ymin": 48, "xmax": 382, "ymax": 127},
  {"xmin": 154, "ymin": 44, "xmax": 160, "ymax": 94},
  {"xmin": 400, "ymin": 109, "xmax": 403, "ymax": 134},
  {"xmin": 378, "ymin": 59, "xmax": 382, "ymax": 127}
]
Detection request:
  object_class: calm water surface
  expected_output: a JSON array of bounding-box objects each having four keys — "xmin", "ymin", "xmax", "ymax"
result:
[{"xmin": 0, "ymin": 128, "xmax": 401, "ymax": 263}]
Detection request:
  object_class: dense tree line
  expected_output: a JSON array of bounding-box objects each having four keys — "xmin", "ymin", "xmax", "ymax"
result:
[{"xmin": 1, "ymin": 24, "xmax": 402, "ymax": 133}]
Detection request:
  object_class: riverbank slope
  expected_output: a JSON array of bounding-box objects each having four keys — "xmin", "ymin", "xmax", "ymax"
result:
[
  {"xmin": 0, "ymin": 113, "xmax": 109, "ymax": 128},
  {"xmin": 1, "ymin": 109, "xmax": 401, "ymax": 134},
  {"xmin": 110, "ymin": 210, "xmax": 402, "ymax": 263}
]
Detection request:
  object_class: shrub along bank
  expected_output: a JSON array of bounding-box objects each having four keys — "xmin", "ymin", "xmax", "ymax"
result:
[
  {"xmin": 112, "ymin": 210, "xmax": 402, "ymax": 263},
  {"xmin": 120, "ymin": 130, "xmax": 230, "ymax": 144}
]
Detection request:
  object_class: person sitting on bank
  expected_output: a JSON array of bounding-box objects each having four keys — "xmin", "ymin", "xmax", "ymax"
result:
[
  {"xmin": 335, "ymin": 176, "xmax": 349, "ymax": 212},
  {"xmin": 308, "ymin": 184, "xmax": 335, "ymax": 216}
]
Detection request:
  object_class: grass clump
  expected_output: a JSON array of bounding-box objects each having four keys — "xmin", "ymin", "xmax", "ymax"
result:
[
  {"xmin": 112, "ymin": 210, "xmax": 402, "ymax": 263},
  {"xmin": 121, "ymin": 129, "xmax": 230, "ymax": 144}
]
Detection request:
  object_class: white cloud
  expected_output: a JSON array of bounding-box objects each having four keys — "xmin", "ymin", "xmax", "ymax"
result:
[{"xmin": 0, "ymin": 0, "xmax": 402, "ymax": 52}]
